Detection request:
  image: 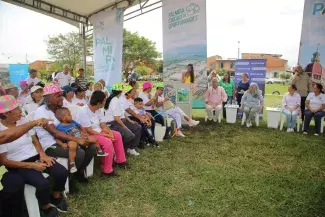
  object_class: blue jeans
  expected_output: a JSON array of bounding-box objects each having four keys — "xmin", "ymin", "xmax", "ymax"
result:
[
  {"xmin": 303, "ymin": 109, "xmax": 325, "ymax": 134},
  {"xmin": 282, "ymin": 109, "xmax": 299, "ymax": 129}
]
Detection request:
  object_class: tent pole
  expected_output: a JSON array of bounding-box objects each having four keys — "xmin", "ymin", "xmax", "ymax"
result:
[{"xmin": 82, "ymin": 24, "xmax": 87, "ymax": 76}]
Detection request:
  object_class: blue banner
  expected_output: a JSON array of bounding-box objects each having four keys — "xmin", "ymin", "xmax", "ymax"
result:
[
  {"xmin": 235, "ymin": 59, "xmax": 266, "ymax": 117},
  {"xmin": 8, "ymin": 64, "xmax": 29, "ymax": 87}
]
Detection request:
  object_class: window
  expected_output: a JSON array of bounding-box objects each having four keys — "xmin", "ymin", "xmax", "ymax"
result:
[
  {"xmin": 230, "ymin": 62, "xmax": 234, "ymax": 69},
  {"xmin": 219, "ymin": 63, "xmax": 224, "ymax": 69},
  {"xmin": 210, "ymin": 63, "xmax": 215, "ymax": 69}
]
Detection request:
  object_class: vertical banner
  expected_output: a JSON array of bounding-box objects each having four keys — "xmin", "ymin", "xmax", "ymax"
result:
[
  {"xmin": 162, "ymin": 0, "xmax": 208, "ymax": 109},
  {"xmin": 298, "ymin": 0, "xmax": 325, "ymax": 85},
  {"xmin": 90, "ymin": 8, "xmax": 124, "ymax": 88},
  {"xmin": 235, "ymin": 59, "xmax": 266, "ymax": 117},
  {"xmin": 8, "ymin": 64, "xmax": 28, "ymax": 87}
]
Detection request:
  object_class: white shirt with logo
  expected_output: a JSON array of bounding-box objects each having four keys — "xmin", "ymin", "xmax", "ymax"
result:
[
  {"xmin": 306, "ymin": 93, "xmax": 325, "ymax": 110},
  {"xmin": 101, "ymin": 97, "xmax": 124, "ymax": 123},
  {"xmin": 75, "ymin": 105, "xmax": 102, "ymax": 133},
  {"xmin": 55, "ymin": 72, "xmax": 72, "ymax": 87},
  {"xmin": 25, "ymin": 77, "xmax": 40, "ymax": 86}
]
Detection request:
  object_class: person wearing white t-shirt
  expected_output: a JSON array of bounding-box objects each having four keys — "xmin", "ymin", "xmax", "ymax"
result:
[
  {"xmin": 75, "ymin": 90, "xmax": 127, "ymax": 177},
  {"xmin": 102, "ymin": 84, "xmax": 141, "ymax": 156},
  {"xmin": 303, "ymin": 83, "xmax": 325, "ymax": 135},
  {"xmin": 0, "ymin": 95, "xmax": 68, "ymax": 216},
  {"xmin": 34, "ymin": 84, "xmax": 96, "ymax": 186},
  {"xmin": 22, "ymin": 85, "xmax": 43, "ymax": 116},
  {"xmin": 25, "ymin": 69, "xmax": 40, "ymax": 87},
  {"xmin": 72, "ymin": 86, "xmax": 88, "ymax": 106},
  {"xmin": 62, "ymin": 85, "xmax": 75, "ymax": 108},
  {"xmin": 54, "ymin": 64, "xmax": 72, "ymax": 87}
]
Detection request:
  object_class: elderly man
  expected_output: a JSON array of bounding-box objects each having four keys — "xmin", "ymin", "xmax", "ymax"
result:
[
  {"xmin": 205, "ymin": 77, "xmax": 227, "ymax": 122},
  {"xmin": 54, "ymin": 64, "xmax": 72, "ymax": 87}
]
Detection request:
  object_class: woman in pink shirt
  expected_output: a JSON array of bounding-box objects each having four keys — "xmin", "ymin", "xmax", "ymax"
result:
[
  {"xmin": 205, "ymin": 78, "xmax": 227, "ymax": 122},
  {"xmin": 282, "ymin": 84, "xmax": 301, "ymax": 132}
]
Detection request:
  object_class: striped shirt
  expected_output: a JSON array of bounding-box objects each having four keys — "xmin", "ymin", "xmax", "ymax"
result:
[{"xmin": 75, "ymin": 76, "xmax": 88, "ymax": 89}]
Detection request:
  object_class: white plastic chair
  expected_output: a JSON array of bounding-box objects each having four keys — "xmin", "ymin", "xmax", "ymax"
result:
[
  {"xmin": 24, "ymin": 173, "xmax": 49, "ymax": 217},
  {"xmin": 301, "ymin": 116, "xmax": 324, "ymax": 133},
  {"xmin": 241, "ymin": 112, "xmax": 260, "ymax": 126},
  {"xmin": 155, "ymin": 123, "xmax": 166, "ymax": 142},
  {"xmin": 280, "ymin": 114, "xmax": 300, "ymax": 132},
  {"xmin": 204, "ymin": 109, "xmax": 222, "ymax": 123}
]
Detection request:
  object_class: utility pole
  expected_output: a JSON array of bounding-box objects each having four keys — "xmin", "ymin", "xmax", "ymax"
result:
[
  {"xmin": 238, "ymin": 41, "xmax": 240, "ymax": 59},
  {"xmin": 25, "ymin": 53, "xmax": 29, "ymax": 64}
]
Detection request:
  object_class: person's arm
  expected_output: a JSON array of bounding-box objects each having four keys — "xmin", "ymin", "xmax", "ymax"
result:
[
  {"xmin": 181, "ymin": 73, "xmax": 185, "ymax": 83},
  {"xmin": 125, "ymin": 108, "xmax": 145, "ymax": 123},
  {"xmin": 205, "ymin": 88, "xmax": 210, "ymax": 104},
  {"xmin": 291, "ymin": 75, "xmax": 297, "ymax": 85},
  {"xmin": 0, "ymin": 153, "xmax": 47, "ymax": 171},
  {"xmin": 259, "ymin": 92, "xmax": 264, "ymax": 107},
  {"xmin": 307, "ymin": 77, "xmax": 313, "ymax": 93},
  {"xmin": 221, "ymin": 88, "xmax": 228, "ymax": 103},
  {"xmin": 282, "ymin": 95, "xmax": 288, "ymax": 109},
  {"xmin": 305, "ymin": 100, "xmax": 311, "ymax": 111},
  {"xmin": 99, "ymin": 123, "xmax": 114, "ymax": 138},
  {"xmin": 125, "ymin": 114, "xmax": 136, "ymax": 124},
  {"xmin": 0, "ymin": 119, "xmax": 50, "ymax": 145},
  {"xmin": 43, "ymin": 124, "xmax": 86, "ymax": 145},
  {"xmin": 31, "ymin": 135, "xmax": 56, "ymax": 166},
  {"xmin": 114, "ymin": 116, "xmax": 129, "ymax": 130},
  {"xmin": 240, "ymin": 93, "xmax": 247, "ymax": 108},
  {"xmin": 232, "ymin": 82, "xmax": 236, "ymax": 99}
]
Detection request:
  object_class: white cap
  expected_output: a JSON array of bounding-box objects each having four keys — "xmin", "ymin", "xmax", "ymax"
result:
[{"xmin": 30, "ymin": 85, "xmax": 43, "ymax": 93}]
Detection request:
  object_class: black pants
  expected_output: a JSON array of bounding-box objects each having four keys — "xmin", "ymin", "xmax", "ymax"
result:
[
  {"xmin": 130, "ymin": 117, "xmax": 156, "ymax": 144},
  {"xmin": 108, "ymin": 119, "xmax": 141, "ymax": 150},
  {"xmin": 146, "ymin": 110, "xmax": 171, "ymax": 138},
  {"xmin": 0, "ymin": 171, "xmax": 25, "ymax": 217},
  {"xmin": 300, "ymin": 97, "xmax": 307, "ymax": 121},
  {"xmin": 46, "ymin": 143, "xmax": 96, "ymax": 174}
]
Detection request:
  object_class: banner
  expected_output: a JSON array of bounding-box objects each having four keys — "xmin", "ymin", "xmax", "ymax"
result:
[
  {"xmin": 90, "ymin": 8, "xmax": 124, "ymax": 88},
  {"xmin": 235, "ymin": 59, "xmax": 266, "ymax": 117},
  {"xmin": 8, "ymin": 64, "xmax": 29, "ymax": 87},
  {"xmin": 162, "ymin": 0, "xmax": 208, "ymax": 109},
  {"xmin": 298, "ymin": 0, "xmax": 325, "ymax": 85}
]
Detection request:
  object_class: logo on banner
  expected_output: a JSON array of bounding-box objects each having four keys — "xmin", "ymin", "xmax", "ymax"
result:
[
  {"xmin": 94, "ymin": 21, "xmax": 105, "ymax": 31},
  {"xmin": 313, "ymin": 3, "xmax": 325, "ymax": 15},
  {"xmin": 95, "ymin": 37, "xmax": 116, "ymax": 71},
  {"xmin": 116, "ymin": 8, "xmax": 123, "ymax": 23},
  {"xmin": 168, "ymin": 3, "xmax": 200, "ymax": 29}
]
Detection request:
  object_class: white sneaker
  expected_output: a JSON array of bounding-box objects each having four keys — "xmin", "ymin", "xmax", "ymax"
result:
[
  {"xmin": 287, "ymin": 128, "xmax": 293, "ymax": 133},
  {"xmin": 127, "ymin": 149, "xmax": 140, "ymax": 156},
  {"xmin": 314, "ymin": 133, "xmax": 319, "ymax": 136},
  {"xmin": 246, "ymin": 122, "xmax": 251, "ymax": 128},
  {"xmin": 213, "ymin": 116, "xmax": 218, "ymax": 122},
  {"xmin": 188, "ymin": 120, "xmax": 200, "ymax": 127},
  {"xmin": 176, "ymin": 131, "xmax": 185, "ymax": 137},
  {"xmin": 303, "ymin": 131, "xmax": 308, "ymax": 135}
]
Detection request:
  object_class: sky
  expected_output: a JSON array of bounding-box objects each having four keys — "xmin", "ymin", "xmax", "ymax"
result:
[{"xmin": 0, "ymin": 0, "xmax": 305, "ymax": 67}]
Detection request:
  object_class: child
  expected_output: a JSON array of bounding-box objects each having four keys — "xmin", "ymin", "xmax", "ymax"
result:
[
  {"xmin": 55, "ymin": 107, "xmax": 107, "ymax": 173},
  {"xmin": 85, "ymin": 82, "xmax": 94, "ymax": 101},
  {"xmin": 133, "ymin": 97, "xmax": 159, "ymax": 147}
]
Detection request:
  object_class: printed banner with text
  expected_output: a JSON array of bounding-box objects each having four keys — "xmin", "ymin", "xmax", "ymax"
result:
[
  {"xmin": 162, "ymin": 0, "xmax": 207, "ymax": 109},
  {"xmin": 90, "ymin": 8, "xmax": 124, "ymax": 88}
]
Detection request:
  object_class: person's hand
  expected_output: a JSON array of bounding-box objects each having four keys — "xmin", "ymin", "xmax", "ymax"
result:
[
  {"xmin": 60, "ymin": 143, "xmax": 68, "ymax": 149},
  {"xmin": 147, "ymin": 121, "xmax": 152, "ymax": 127},
  {"xmin": 127, "ymin": 119, "xmax": 136, "ymax": 124},
  {"xmin": 77, "ymin": 103, "xmax": 84, "ymax": 106},
  {"xmin": 76, "ymin": 138, "xmax": 88, "ymax": 146},
  {"xmin": 259, "ymin": 105, "xmax": 263, "ymax": 112},
  {"xmin": 32, "ymin": 162, "xmax": 48, "ymax": 172},
  {"xmin": 164, "ymin": 98, "xmax": 170, "ymax": 102},
  {"xmin": 33, "ymin": 118, "xmax": 53, "ymax": 127},
  {"xmin": 40, "ymin": 154, "xmax": 56, "ymax": 167},
  {"xmin": 139, "ymin": 117, "xmax": 146, "ymax": 124}
]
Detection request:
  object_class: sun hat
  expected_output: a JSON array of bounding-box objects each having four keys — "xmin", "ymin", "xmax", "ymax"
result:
[
  {"xmin": 0, "ymin": 95, "xmax": 20, "ymax": 114},
  {"xmin": 142, "ymin": 81, "xmax": 152, "ymax": 90},
  {"xmin": 62, "ymin": 85, "xmax": 76, "ymax": 94},
  {"xmin": 156, "ymin": 83, "xmax": 164, "ymax": 89},
  {"xmin": 111, "ymin": 83, "xmax": 123, "ymax": 91},
  {"xmin": 43, "ymin": 84, "xmax": 63, "ymax": 96},
  {"xmin": 30, "ymin": 85, "xmax": 43, "ymax": 94},
  {"xmin": 123, "ymin": 84, "xmax": 133, "ymax": 93},
  {"xmin": 19, "ymin": 80, "xmax": 28, "ymax": 86},
  {"xmin": 4, "ymin": 84, "xmax": 17, "ymax": 90}
]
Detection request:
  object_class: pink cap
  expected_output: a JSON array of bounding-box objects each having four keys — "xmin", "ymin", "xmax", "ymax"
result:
[
  {"xmin": 0, "ymin": 95, "xmax": 20, "ymax": 114},
  {"xmin": 142, "ymin": 81, "xmax": 152, "ymax": 90},
  {"xmin": 19, "ymin": 80, "xmax": 28, "ymax": 86},
  {"xmin": 43, "ymin": 84, "xmax": 63, "ymax": 96}
]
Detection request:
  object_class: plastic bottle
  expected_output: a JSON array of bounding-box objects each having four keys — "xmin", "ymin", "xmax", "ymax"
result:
[{"xmin": 272, "ymin": 102, "xmax": 275, "ymax": 108}]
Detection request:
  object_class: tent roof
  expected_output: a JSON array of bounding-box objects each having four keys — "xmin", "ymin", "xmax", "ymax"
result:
[{"xmin": 3, "ymin": 0, "xmax": 142, "ymax": 26}]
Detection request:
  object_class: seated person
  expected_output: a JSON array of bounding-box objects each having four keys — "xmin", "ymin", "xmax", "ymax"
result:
[
  {"xmin": 282, "ymin": 84, "xmax": 300, "ymax": 132},
  {"xmin": 155, "ymin": 83, "xmax": 199, "ymax": 137},
  {"xmin": 55, "ymin": 107, "xmax": 107, "ymax": 173},
  {"xmin": 241, "ymin": 83, "xmax": 264, "ymax": 128},
  {"xmin": 72, "ymin": 86, "xmax": 88, "ymax": 106},
  {"xmin": 205, "ymin": 78, "xmax": 227, "ymax": 122},
  {"xmin": 0, "ymin": 95, "xmax": 68, "ymax": 217},
  {"xmin": 303, "ymin": 83, "xmax": 325, "ymax": 136},
  {"xmin": 22, "ymin": 85, "xmax": 43, "ymax": 116},
  {"xmin": 85, "ymin": 82, "xmax": 94, "ymax": 101},
  {"xmin": 62, "ymin": 85, "xmax": 75, "ymax": 108}
]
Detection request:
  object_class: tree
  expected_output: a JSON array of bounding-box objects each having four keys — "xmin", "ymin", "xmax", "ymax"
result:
[{"xmin": 136, "ymin": 65, "xmax": 151, "ymax": 76}]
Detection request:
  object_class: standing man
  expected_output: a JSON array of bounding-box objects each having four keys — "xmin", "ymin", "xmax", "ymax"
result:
[
  {"xmin": 54, "ymin": 64, "xmax": 72, "ymax": 87},
  {"xmin": 75, "ymin": 68, "xmax": 88, "ymax": 89},
  {"xmin": 25, "ymin": 69, "xmax": 40, "ymax": 88},
  {"xmin": 291, "ymin": 65, "xmax": 313, "ymax": 120}
]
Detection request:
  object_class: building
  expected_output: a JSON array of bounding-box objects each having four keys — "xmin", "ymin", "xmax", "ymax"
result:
[
  {"xmin": 207, "ymin": 55, "xmax": 236, "ymax": 75},
  {"xmin": 29, "ymin": 60, "xmax": 53, "ymax": 71},
  {"xmin": 241, "ymin": 53, "xmax": 289, "ymax": 78},
  {"xmin": 304, "ymin": 48, "xmax": 325, "ymax": 85}
]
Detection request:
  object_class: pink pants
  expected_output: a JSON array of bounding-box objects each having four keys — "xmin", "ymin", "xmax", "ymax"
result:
[{"xmin": 93, "ymin": 131, "xmax": 126, "ymax": 174}]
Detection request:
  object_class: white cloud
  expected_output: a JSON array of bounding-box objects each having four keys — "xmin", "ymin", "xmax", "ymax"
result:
[{"xmin": 0, "ymin": 0, "xmax": 304, "ymax": 66}]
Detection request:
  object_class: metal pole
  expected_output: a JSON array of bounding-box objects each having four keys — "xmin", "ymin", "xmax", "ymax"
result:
[{"xmin": 82, "ymin": 24, "xmax": 87, "ymax": 76}]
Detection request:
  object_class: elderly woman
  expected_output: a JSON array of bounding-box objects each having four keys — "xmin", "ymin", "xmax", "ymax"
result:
[
  {"xmin": 34, "ymin": 84, "xmax": 96, "ymax": 191},
  {"xmin": 0, "ymin": 115, "xmax": 50, "ymax": 217},
  {"xmin": 205, "ymin": 78, "xmax": 227, "ymax": 122},
  {"xmin": 282, "ymin": 84, "xmax": 301, "ymax": 132},
  {"xmin": 241, "ymin": 83, "xmax": 264, "ymax": 128},
  {"xmin": 303, "ymin": 83, "xmax": 325, "ymax": 136},
  {"xmin": 22, "ymin": 85, "xmax": 43, "ymax": 116},
  {"xmin": 236, "ymin": 73, "xmax": 250, "ymax": 106},
  {"xmin": 0, "ymin": 95, "xmax": 68, "ymax": 216},
  {"xmin": 102, "ymin": 84, "xmax": 141, "ymax": 156}
]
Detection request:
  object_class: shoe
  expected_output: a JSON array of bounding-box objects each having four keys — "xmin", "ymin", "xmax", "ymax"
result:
[
  {"xmin": 50, "ymin": 196, "xmax": 68, "ymax": 213},
  {"xmin": 287, "ymin": 128, "xmax": 292, "ymax": 133},
  {"xmin": 69, "ymin": 162, "xmax": 77, "ymax": 174},
  {"xmin": 74, "ymin": 172, "xmax": 89, "ymax": 184},
  {"xmin": 40, "ymin": 207, "xmax": 59, "ymax": 217},
  {"xmin": 213, "ymin": 117, "xmax": 218, "ymax": 122},
  {"xmin": 290, "ymin": 128, "xmax": 295, "ymax": 132},
  {"xmin": 303, "ymin": 131, "xmax": 308, "ymax": 135},
  {"xmin": 246, "ymin": 122, "xmax": 251, "ymax": 128},
  {"xmin": 188, "ymin": 120, "xmax": 200, "ymax": 127},
  {"xmin": 153, "ymin": 142, "xmax": 160, "ymax": 148},
  {"xmin": 97, "ymin": 149, "xmax": 108, "ymax": 157},
  {"xmin": 116, "ymin": 162, "xmax": 130, "ymax": 170},
  {"xmin": 163, "ymin": 134, "xmax": 171, "ymax": 140},
  {"xmin": 314, "ymin": 133, "xmax": 319, "ymax": 136},
  {"xmin": 68, "ymin": 179, "xmax": 79, "ymax": 194},
  {"xmin": 176, "ymin": 131, "xmax": 185, "ymax": 137},
  {"xmin": 102, "ymin": 171, "xmax": 119, "ymax": 177},
  {"xmin": 127, "ymin": 148, "xmax": 140, "ymax": 156}
]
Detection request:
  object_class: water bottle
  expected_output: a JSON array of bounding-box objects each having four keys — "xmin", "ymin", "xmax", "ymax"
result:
[
  {"xmin": 272, "ymin": 102, "xmax": 275, "ymax": 108},
  {"xmin": 277, "ymin": 104, "xmax": 281, "ymax": 110}
]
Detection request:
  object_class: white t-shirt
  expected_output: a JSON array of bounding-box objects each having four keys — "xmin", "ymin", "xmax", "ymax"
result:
[
  {"xmin": 18, "ymin": 92, "xmax": 29, "ymax": 106},
  {"xmin": 306, "ymin": 93, "xmax": 325, "ymax": 110},
  {"xmin": 34, "ymin": 105, "xmax": 60, "ymax": 150},
  {"xmin": 54, "ymin": 72, "xmax": 72, "ymax": 87},
  {"xmin": 22, "ymin": 102, "xmax": 39, "ymax": 115},
  {"xmin": 121, "ymin": 97, "xmax": 135, "ymax": 117},
  {"xmin": 72, "ymin": 97, "xmax": 88, "ymax": 106},
  {"xmin": 25, "ymin": 77, "xmax": 40, "ymax": 86},
  {"xmin": 139, "ymin": 92, "xmax": 154, "ymax": 110},
  {"xmin": 0, "ymin": 119, "xmax": 38, "ymax": 161},
  {"xmin": 157, "ymin": 96, "xmax": 165, "ymax": 112},
  {"xmin": 63, "ymin": 98, "xmax": 74, "ymax": 108},
  {"xmin": 86, "ymin": 90, "xmax": 93, "ymax": 100},
  {"xmin": 101, "ymin": 97, "xmax": 124, "ymax": 123},
  {"xmin": 75, "ymin": 105, "xmax": 102, "ymax": 133}
]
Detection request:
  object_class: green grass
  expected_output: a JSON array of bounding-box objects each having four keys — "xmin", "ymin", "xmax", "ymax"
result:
[
  {"xmin": 265, "ymin": 83, "xmax": 289, "ymax": 96},
  {"xmin": 63, "ymin": 120, "xmax": 325, "ymax": 217}
]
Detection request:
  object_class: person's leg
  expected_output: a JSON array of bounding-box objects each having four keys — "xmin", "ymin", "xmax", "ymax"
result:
[
  {"xmin": 222, "ymin": 101, "xmax": 227, "ymax": 119},
  {"xmin": 110, "ymin": 121, "xmax": 135, "ymax": 150},
  {"xmin": 206, "ymin": 104, "xmax": 214, "ymax": 120},
  {"xmin": 147, "ymin": 110, "xmax": 164, "ymax": 126},
  {"xmin": 111, "ymin": 131, "xmax": 127, "ymax": 163},
  {"xmin": 314, "ymin": 111, "xmax": 325, "ymax": 134},
  {"xmin": 249, "ymin": 107, "xmax": 259, "ymax": 124},
  {"xmin": 92, "ymin": 135, "xmax": 114, "ymax": 174},
  {"xmin": 303, "ymin": 109, "xmax": 313, "ymax": 132},
  {"xmin": 291, "ymin": 110, "xmax": 299, "ymax": 129},
  {"xmin": 67, "ymin": 141, "xmax": 78, "ymax": 171},
  {"xmin": 300, "ymin": 97, "xmax": 306, "ymax": 121},
  {"xmin": 77, "ymin": 143, "xmax": 96, "ymax": 173},
  {"xmin": 282, "ymin": 109, "xmax": 292, "ymax": 128},
  {"xmin": 0, "ymin": 171, "xmax": 25, "ymax": 217},
  {"xmin": 214, "ymin": 104, "xmax": 222, "ymax": 120},
  {"xmin": 243, "ymin": 106, "xmax": 251, "ymax": 122},
  {"xmin": 124, "ymin": 119, "xmax": 141, "ymax": 149},
  {"xmin": 167, "ymin": 109, "xmax": 182, "ymax": 129}
]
